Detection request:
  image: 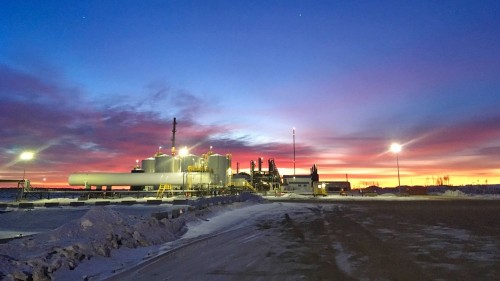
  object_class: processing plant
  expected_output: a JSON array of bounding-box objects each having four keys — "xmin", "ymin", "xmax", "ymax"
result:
[{"xmin": 68, "ymin": 118, "xmax": 237, "ymax": 193}]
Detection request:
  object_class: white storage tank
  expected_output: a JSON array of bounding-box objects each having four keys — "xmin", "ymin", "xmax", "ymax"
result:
[
  {"xmin": 155, "ymin": 154, "xmax": 174, "ymax": 173},
  {"xmin": 208, "ymin": 154, "xmax": 231, "ymax": 186},
  {"xmin": 183, "ymin": 154, "xmax": 202, "ymax": 171},
  {"xmin": 141, "ymin": 157, "xmax": 155, "ymax": 173},
  {"xmin": 172, "ymin": 156, "xmax": 181, "ymax": 172}
]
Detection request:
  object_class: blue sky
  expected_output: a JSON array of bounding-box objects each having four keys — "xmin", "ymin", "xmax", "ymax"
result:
[{"xmin": 1, "ymin": 0, "xmax": 500, "ymax": 187}]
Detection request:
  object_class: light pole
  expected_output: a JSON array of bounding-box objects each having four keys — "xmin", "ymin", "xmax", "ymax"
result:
[
  {"xmin": 179, "ymin": 146, "xmax": 188, "ymax": 193},
  {"xmin": 293, "ymin": 127, "xmax": 296, "ymax": 177},
  {"xmin": 200, "ymin": 159, "xmax": 204, "ymax": 190},
  {"xmin": 19, "ymin": 151, "xmax": 34, "ymax": 181},
  {"xmin": 390, "ymin": 143, "xmax": 402, "ymax": 193}
]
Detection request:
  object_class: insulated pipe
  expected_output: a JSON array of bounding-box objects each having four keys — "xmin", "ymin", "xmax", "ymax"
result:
[{"xmin": 68, "ymin": 172, "xmax": 212, "ymax": 186}]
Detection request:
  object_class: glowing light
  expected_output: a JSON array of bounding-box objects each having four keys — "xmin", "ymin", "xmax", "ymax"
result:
[
  {"xmin": 179, "ymin": 146, "xmax": 188, "ymax": 157},
  {"xmin": 390, "ymin": 143, "xmax": 402, "ymax": 154},
  {"xmin": 20, "ymin": 151, "xmax": 35, "ymax": 161},
  {"xmin": 19, "ymin": 151, "xmax": 35, "ymax": 180}
]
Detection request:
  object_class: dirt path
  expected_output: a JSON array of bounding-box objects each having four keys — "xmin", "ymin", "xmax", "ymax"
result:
[{"xmin": 107, "ymin": 200, "xmax": 500, "ymax": 281}]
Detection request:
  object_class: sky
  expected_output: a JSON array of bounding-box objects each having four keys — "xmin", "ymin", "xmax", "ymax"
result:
[{"xmin": 1, "ymin": 0, "xmax": 500, "ymax": 188}]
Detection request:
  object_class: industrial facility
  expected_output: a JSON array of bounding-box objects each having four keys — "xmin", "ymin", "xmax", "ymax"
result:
[
  {"xmin": 69, "ymin": 118, "xmax": 236, "ymax": 194},
  {"xmin": 68, "ymin": 145, "xmax": 231, "ymax": 193},
  {"xmin": 68, "ymin": 118, "xmax": 350, "ymax": 196}
]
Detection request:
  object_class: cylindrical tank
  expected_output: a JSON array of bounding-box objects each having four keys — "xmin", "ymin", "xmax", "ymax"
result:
[
  {"xmin": 155, "ymin": 154, "xmax": 174, "ymax": 173},
  {"xmin": 142, "ymin": 157, "xmax": 155, "ymax": 173},
  {"xmin": 183, "ymin": 154, "xmax": 201, "ymax": 171},
  {"xmin": 208, "ymin": 154, "xmax": 231, "ymax": 186},
  {"xmin": 172, "ymin": 156, "xmax": 181, "ymax": 172}
]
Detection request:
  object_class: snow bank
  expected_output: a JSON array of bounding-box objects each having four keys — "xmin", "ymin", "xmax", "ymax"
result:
[
  {"xmin": 273, "ymin": 193, "xmax": 311, "ymax": 199},
  {"xmin": 442, "ymin": 190, "xmax": 468, "ymax": 197},
  {"xmin": 0, "ymin": 206, "xmax": 187, "ymax": 281},
  {"xmin": 379, "ymin": 193, "xmax": 397, "ymax": 197}
]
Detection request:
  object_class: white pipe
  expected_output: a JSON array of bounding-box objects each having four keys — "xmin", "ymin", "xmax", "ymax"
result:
[{"xmin": 68, "ymin": 172, "xmax": 212, "ymax": 186}]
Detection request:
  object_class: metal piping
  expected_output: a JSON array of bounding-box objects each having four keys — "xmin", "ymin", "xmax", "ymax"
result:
[{"xmin": 68, "ymin": 172, "xmax": 212, "ymax": 186}]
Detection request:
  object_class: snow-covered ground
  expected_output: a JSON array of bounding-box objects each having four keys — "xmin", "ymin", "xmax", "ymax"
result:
[
  {"xmin": 0, "ymin": 194, "xmax": 267, "ymax": 280},
  {"xmin": 1, "ymin": 193, "xmax": 499, "ymax": 280}
]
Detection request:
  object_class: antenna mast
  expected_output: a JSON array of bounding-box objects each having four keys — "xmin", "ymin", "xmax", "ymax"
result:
[
  {"xmin": 293, "ymin": 127, "xmax": 296, "ymax": 177},
  {"xmin": 171, "ymin": 117, "xmax": 177, "ymax": 155}
]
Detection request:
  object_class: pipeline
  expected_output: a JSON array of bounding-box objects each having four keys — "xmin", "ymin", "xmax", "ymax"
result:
[{"xmin": 68, "ymin": 172, "xmax": 212, "ymax": 186}]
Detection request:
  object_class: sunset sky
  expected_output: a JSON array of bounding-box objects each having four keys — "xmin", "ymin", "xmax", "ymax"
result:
[{"xmin": 1, "ymin": 1, "xmax": 500, "ymax": 188}]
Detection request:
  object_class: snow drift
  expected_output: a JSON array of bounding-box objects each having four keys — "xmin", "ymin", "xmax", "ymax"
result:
[{"xmin": 0, "ymin": 206, "xmax": 188, "ymax": 281}]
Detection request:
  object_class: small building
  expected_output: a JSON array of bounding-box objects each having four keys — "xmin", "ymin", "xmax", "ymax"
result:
[{"xmin": 282, "ymin": 175, "xmax": 312, "ymax": 193}]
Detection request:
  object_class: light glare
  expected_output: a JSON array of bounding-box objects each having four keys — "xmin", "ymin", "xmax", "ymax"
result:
[
  {"xmin": 20, "ymin": 151, "xmax": 34, "ymax": 160},
  {"xmin": 179, "ymin": 146, "xmax": 189, "ymax": 157},
  {"xmin": 390, "ymin": 143, "xmax": 402, "ymax": 153}
]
